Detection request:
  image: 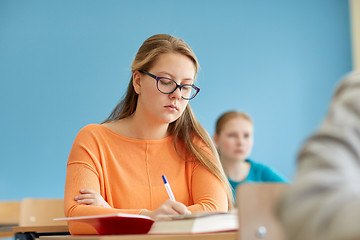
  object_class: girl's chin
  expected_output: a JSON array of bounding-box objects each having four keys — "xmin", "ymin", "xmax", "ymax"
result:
[
  {"xmin": 227, "ymin": 157, "xmax": 247, "ymax": 162},
  {"xmin": 160, "ymin": 114, "xmax": 182, "ymax": 124},
  {"xmin": 234, "ymin": 154, "xmax": 248, "ymax": 160}
]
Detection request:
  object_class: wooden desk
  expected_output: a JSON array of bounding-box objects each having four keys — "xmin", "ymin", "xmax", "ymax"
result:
[
  {"xmin": 13, "ymin": 225, "xmax": 69, "ymax": 240},
  {"xmin": 39, "ymin": 231, "xmax": 237, "ymax": 240},
  {"xmin": 0, "ymin": 224, "xmax": 17, "ymax": 238},
  {"xmin": 0, "ymin": 201, "xmax": 21, "ymax": 226},
  {"xmin": 0, "ymin": 201, "xmax": 21, "ymax": 238}
]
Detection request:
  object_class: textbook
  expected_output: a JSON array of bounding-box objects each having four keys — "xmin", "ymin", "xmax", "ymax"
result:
[
  {"xmin": 149, "ymin": 211, "xmax": 238, "ymax": 234},
  {"xmin": 54, "ymin": 211, "xmax": 238, "ymax": 235}
]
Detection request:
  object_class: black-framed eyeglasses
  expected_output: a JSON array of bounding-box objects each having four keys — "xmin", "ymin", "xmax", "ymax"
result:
[{"xmin": 139, "ymin": 70, "xmax": 200, "ymax": 100}]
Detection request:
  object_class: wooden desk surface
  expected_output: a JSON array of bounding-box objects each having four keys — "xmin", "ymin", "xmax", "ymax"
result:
[
  {"xmin": 0, "ymin": 224, "xmax": 17, "ymax": 237},
  {"xmin": 0, "ymin": 226, "xmax": 15, "ymax": 238},
  {"xmin": 39, "ymin": 231, "xmax": 237, "ymax": 240},
  {"xmin": 13, "ymin": 225, "xmax": 69, "ymax": 233},
  {"xmin": 0, "ymin": 232, "xmax": 14, "ymax": 238}
]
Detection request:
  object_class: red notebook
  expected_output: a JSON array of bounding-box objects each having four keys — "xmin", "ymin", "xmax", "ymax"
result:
[{"xmin": 55, "ymin": 213, "xmax": 154, "ymax": 235}]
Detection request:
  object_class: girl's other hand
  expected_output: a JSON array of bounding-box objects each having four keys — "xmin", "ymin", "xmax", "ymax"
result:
[{"xmin": 74, "ymin": 189, "xmax": 111, "ymax": 208}]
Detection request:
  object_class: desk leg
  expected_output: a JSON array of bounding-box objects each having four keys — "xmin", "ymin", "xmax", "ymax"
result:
[
  {"xmin": 15, "ymin": 232, "xmax": 37, "ymax": 240},
  {"xmin": 15, "ymin": 232, "xmax": 69, "ymax": 240}
]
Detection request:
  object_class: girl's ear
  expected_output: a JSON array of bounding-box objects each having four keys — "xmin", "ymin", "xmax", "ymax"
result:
[{"xmin": 133, "ymin": 71, "xmax": 142, "ymax": 94}]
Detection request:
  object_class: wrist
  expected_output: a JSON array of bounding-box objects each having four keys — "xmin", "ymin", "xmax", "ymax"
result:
[{"xmin": 140, "ymin": 209, "xmax": 153, "ymax": 218}]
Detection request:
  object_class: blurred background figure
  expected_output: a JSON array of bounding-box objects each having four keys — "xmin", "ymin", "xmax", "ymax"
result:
[
  {"xmin": 213, "ymin": 111, "xmax": 287, "ymax": 200},
  {"xmin": 277, "ymin": 71, "xmax": 360, "ymax": 240}
]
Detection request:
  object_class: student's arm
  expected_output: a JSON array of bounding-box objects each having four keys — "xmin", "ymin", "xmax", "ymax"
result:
[
  {"xmin": 64, "ymin": 127, "xmax": 145, "ymax": 235},
  {"xmin": 277, "ymin": 72, "xmax": 360, "ymax": 240},
  {"xmin": 64, "ymin": 158, "xmax": 145, "ymax": 234},
  {"xmin": 186, "ymin": 142, "xmax": 228, "ymax": 213},
  {"xmin": 187, "ymin": 162, "xmax": 228, "ymax": 213},
  {"xmin": 64, "ymin": 127, "xmax": 145, "ymax": 215}
]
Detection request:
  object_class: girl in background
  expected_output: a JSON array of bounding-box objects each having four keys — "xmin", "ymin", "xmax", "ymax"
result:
[
  {"xmin": 64, "ymin": 34, "xmax": 232, "ymax": 235},
  {"xmin": 213, "ymin": 111, "xmax": 287, "ymax": 200}
]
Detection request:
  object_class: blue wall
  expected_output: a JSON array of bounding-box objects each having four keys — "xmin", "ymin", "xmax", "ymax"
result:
[{"xmin": 0, "ymin": 0, "xmax": 352, "ymax": 200}]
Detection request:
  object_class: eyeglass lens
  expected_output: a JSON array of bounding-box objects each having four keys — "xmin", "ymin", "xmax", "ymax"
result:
[{"xmin": 157, "ymin": 78, "xmax": 197, "ymax": 99}]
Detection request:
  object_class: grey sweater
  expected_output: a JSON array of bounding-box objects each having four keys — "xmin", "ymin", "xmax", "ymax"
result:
[{"xmin": 277, "ymin": 71, "xmax": 360, "ymax": 240}]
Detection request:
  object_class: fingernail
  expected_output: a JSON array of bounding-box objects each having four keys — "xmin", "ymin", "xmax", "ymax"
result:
[{"xmin": 74, "ymin": 196, "xmax": 78, "ymax": 200}]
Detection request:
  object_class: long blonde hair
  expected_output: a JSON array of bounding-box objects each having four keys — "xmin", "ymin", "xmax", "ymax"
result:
[{"xmin": 103, "ymin": 34, "xmax": 233, "ymax": 209}]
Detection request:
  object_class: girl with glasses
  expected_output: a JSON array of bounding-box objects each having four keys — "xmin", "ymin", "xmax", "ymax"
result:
[{"xmin": 64, "ymin": 34, "xmax": 232, "ymax": 234}]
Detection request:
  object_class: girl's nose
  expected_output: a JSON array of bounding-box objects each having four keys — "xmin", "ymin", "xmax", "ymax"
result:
[
  {"xmin": 236, "ymin": 137, "xmax": 242, "ymax": 144},
  {"xmin": 170, "ymin": 86, "xmax": 182, "ymax": 100}
]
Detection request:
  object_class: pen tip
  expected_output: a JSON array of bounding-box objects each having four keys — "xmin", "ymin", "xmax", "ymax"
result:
[{"xmin": 162, "ymin": 175, "xmax": 167, "ymax": 183}]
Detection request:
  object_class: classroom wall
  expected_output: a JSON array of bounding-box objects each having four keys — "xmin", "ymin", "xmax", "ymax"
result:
[
  {"xmin": 0, "ymin": 0, "xmax": 352, "ymax": 200},
  {"xmin": 351, "ymin": 0, "xmax": 360, "ymax": 70}
]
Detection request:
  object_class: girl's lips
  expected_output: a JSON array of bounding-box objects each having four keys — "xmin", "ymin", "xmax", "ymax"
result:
[{"xmin": 165, "ymin": 105, "xmax": 178, "ymax": 110}]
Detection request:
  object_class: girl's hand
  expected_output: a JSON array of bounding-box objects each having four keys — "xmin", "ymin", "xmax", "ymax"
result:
[
  {"xmin": 140, "ymin": 199, "xmax": 191, "ymax": 219},
  {"xmin": 74, "ymin": 189, "xmax": 111, "ymax": 208}
]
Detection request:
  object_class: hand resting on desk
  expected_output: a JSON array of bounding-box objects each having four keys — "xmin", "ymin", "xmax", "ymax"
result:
[{"xmin": 74, "ymin": 189, "xmax": 111, "ymax": 208}]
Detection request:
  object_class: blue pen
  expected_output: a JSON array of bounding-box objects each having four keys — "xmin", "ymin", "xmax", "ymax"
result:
[{"xmin": 162, "ymin": 175, "xmax": 176, "ymax": 201}]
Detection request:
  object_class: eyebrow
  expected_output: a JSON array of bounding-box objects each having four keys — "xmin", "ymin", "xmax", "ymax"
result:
[{"xmin": 157, "ymin": 71, "xmax": 194, "ymax": 82}]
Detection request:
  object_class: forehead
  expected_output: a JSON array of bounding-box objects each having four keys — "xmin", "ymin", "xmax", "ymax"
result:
[
  {"xmin": 150, "ymin": 53, "xmax": 196, "ymax": 78},
  {"xmin": 222, "ymin": 117, "xmax": 253, "ymax": 132}
]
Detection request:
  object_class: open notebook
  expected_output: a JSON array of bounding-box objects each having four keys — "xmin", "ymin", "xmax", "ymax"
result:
[{"xmin": 55, "ymin": 211, "xmax": 238, "ymax": 235}]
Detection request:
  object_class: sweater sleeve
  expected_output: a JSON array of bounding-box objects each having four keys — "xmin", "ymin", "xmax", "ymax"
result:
[
  {"xmin": 276, "ymin": 71, "xmax": 360, "ymax": 240},
  {"xmin": 187, "ymin": 162, "xmax": 228, "ymax": 213},
  {"xmin": 64, "ymin": 126, "xmax": 143, "ymax": 235},
  {"xmin": 187, "ymin": 140, "xmax": 228, "ymax": 213}
]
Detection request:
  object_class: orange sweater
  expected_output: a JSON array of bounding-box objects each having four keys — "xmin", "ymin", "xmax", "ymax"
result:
[{"xmin": 64, "ymin": 124, "xmax": 228, "ymax": 234}]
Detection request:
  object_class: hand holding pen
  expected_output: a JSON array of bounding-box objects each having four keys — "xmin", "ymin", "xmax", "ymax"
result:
[{"xmin": 139, "ymin": 174, "xmax": 191, "ymax": 219}]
